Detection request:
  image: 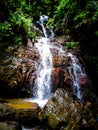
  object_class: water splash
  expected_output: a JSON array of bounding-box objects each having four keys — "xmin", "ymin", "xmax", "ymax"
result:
[{"xmin": 67, "ymin": 53, "xmax": 85, "ymax": 99}]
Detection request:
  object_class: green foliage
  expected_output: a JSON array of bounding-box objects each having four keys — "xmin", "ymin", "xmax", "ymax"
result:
[
  {"xmin": 0, "ymin": 23, "xmax": 12, "ymax": 37},
  {"xmin": 53, "ymin": 0, "xmax": 73, "ymax": 34},
  {"xmin": 28, "ymin": 31, "xmax": 36, "ymax": 39},
  {"xmin": 95, "ymin": 31, "xmax": 98, "ymax": 36},
  {"xmin": 0, "ymin": 0, "xmax": 36, "ymax": 46},
  {"xmin": 0, "ymin": 0, "xmax": 61, "ymax": 47},
  {"xmin": 10, "ymin": 11, "xmax": 32, "ymax": 32},
  {"xmin": 13, "ymin": 36, "xmax": 22, "ymax": 45},
  {"xmin": 66, "ymin": 42, "xmax": 79, "ymax": 49},
  {"xmin": 53, "ymin": 0, "xmax": 98, "ymax": 35}
]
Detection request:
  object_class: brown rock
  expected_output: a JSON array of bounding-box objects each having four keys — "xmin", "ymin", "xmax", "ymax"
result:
[
  {"xmin": 52, "ymin": 55, "xmax": 69, "ymax": 67},
  {"xmin": 0, "ymin": 44, "xmax": 37, "ymax": 98},
  {"xmin": 78, "ymin": 75, "xmax": 91, "ymax": 87},
  {"xmin": 39, "ymin": 88, "xmax": 96, "ymax": 129},
  {"xmin": 51, "ymin": 68, "xmax": 65, "ymax": 92}
]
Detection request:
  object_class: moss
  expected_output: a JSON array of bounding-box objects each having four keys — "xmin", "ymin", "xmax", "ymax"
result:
[
  {"xmin": 5, "ymin": 99, "xmax": 39, "ymax": 110},
  {"xmin": 47, "ymin": 113, "xmax": 60, "ymax": 129},
  {"xmin": 8, "ymin": 102, "xmax": 37, "ymax": 110},
  {"xmin": 3, "ymin": 99, "xmax": 40, "ymax": 124}
]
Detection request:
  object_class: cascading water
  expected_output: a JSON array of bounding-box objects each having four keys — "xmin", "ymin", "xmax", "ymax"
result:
[
  {"xmin": 36, "ymin": 15, "xmax": 54, "ymax": 38},
  {"xmin": 27, "ymin": 15, "xmax": 54, "ymax": 107},
  {"xmin": 33, "ymin": 38, "xmax": 52, "ymax": 100},
  {"xmin": 67, "ymin": 53, "xmax": 85, "ymax": 99}
]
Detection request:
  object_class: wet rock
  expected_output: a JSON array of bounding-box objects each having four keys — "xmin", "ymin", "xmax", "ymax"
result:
[
  {"xmin": 0, "ymin": 103, "xmax": 15, "ymax": 121},
  {"xmin": 39, "ymin": 88, "xmax": 96, "ymax": 129},
  {"xmin": 61, "ymin": 120, "xmax": 80, "ymax": 130},
  {"xmin": 31, "ymin": 26, "xmax": 43, "ymax": 37},
  {"xmin": 51, "ymin": 68, "xmax": 65, "ymax": 92},
  {"xmin": 3, "ymin": 99, "xmax": 41, "ymax": 125},
  {"xmin": 52, "ymin": 55, "xmax": 69, "ymax": 67},
  {"xmin": 78, "ymin": 75, "xmax": 91, "ymax": 87},
  {"xmin": 0, "ymin": 43, "xmax": 37, "ymax": 98},
  {"xmin": 63, "ymin": 70, "xmax": 73, "ymax": 88},
  {"xmin": 22, "ymin": 125, "xmax": 47, "ymax": 130},
  {"xmin": 0, "ymin": 121, "xmax": 21, "ymax": 130},
  {"xmin": 50, "ymin": 36, "xmax": 68, "ymax": 45}
]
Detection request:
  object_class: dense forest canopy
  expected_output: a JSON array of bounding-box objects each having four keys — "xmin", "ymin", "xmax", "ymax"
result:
[{"xmin": 0, "ymin": 0, "xmax": 98, "ymax": 95}]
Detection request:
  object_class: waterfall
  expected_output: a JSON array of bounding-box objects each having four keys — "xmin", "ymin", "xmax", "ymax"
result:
[
  {"xmin": 26, "ymin": 15, "xmax": 85, "ymax": 107},
  {"xmin": 67, "ymin": 53, "xmax": 85, "ymax": 99},
  {"xmin": 33, "ymin": 38, "xmax": 52, "ymax": 100},
  {"xmin": 26, "ymin": 15, "xmax": 54, "ymax": 107},
  {"xmin": 36, "ymin": 15, "xmax": 54, "ymax": 38}
]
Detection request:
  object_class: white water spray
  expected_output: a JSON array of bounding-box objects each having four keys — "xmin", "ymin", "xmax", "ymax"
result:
[
  {"xmin": 33, "ymin": 38, "xmax": 52, "ymax": 100},
  {"xmin": 67, "ymin": 53, "xmax": 85, "ymax": 99}
]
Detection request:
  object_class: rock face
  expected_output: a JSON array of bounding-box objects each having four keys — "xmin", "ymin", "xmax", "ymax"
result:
[
  {"xmin": 39, "ymin": 88, "xmax": 96, "ymax": 129},
  {"xmin": 0, "ymin": 39, "xmax": 37, "ymax": 98},
  {"xmin": 0, "ymin": 37, "xmax": 70, "ymax": 98},
  {"xmin": 0, "ymin": 36, "xmax": 92, "ymax": 100},
  {"xmin": 51, "ymin": 68, "xmax": 65, "ymax": 92}
]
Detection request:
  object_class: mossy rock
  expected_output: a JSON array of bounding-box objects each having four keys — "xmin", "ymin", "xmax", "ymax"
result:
[
  {"xmin": 0, "ymin": 103, "xmax": 15, "ymax": 120},
  {"xmin": 3, "ymin": 99, "xmax": 41, "ymax": 125},
  {"xmin": 0, "ymin": 121, "xmax": 21, "ymax": 130},
  {"xmin": 39, "ymin": 88, "xmax": 96, "ymax": 129},
  {"xmin": 63, "ymin": 119, "xmax": 79, "ymax": 130}
]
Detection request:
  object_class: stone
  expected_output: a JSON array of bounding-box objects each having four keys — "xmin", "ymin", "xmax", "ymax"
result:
[
  {"xmin": 39, "ymin": 88, "xmax": 96, "ymax": 129},
  {"xmin": 52, "ymin": 55, "xmax": 69, "ymax": 67},
  {"xmin": 51, "ymin": 68, "xmax": 65, "ymax": 92},
  {"xmin": 0, "ymin": 44, "xmax": 36, "ymax": 98},
  {"xmin": 0, "ymin": 103, "xmax": 15, "ymax": 120},
  {"xmin": 0, "ymin": 121, "xmax": 21, "ymax": 130},
  {"xmin": 78, "ymin": 75, "xmax": 91, "ymax": 87},
  {"xmin": 31, "ymin": 26, "xmax": 43, "ymax": 37},
  {"xmin": 4, "ymin": 99, "xmax": 41, "ymax": 125}
]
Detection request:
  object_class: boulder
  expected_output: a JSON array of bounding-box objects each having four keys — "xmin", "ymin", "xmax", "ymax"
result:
[
  {"xmin": 39, "ymin": 88, "xmax": 96, "ymax": 129},
  {"xmin": 0, "ymin": 121, "xmax": 21, "ymax": 130},
  {"xmin": 0, "ymin": 103, "xmax": 15, "ymax": 120},
  {"xmin": 5, "ymin": 99, "xmax": 41, "ymax": 124}
]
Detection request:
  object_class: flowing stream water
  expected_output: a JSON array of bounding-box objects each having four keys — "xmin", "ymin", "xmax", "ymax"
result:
[
  {"xmin": 67, "ymin": 53, "xmax": 85, "ymax": 99},
  {"xmin": 32, "ymin": 37, "xmax": 52, "ymax": 106}
]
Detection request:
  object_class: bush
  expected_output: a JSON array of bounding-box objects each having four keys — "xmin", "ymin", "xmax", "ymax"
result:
[{"xmin": 66, "ymin": 42, "xmax": 79, "ymax": 49}]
